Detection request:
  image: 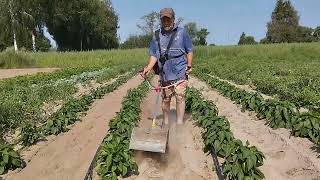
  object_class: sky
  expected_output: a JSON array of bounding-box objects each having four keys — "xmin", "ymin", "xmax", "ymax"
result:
[
  {"xmin": 45, "ymin": 0, "xmax": 320, "ymax": 47},
  {"xmin": 111, "ymin": 0, "xmax": 320, "ymax": 45}
]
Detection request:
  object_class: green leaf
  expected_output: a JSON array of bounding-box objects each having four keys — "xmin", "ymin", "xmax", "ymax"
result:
[
  {"xmin": 122, "ymin": 165, "xmax": 127, "ymax": 176},
  {"xmin": 0, "ymin": 166, "xmax": 5, "ymax": 175},
  {"xmin": 247, "ymin": 157, "xmax": 253, "ymax": 171},
  {"xmin": 106, "ymin": 155, "xmax": 113, "ymax": 170},
  {"xmin": 47, "ymin": 120, "xmax": 54, "ymax": 127},
  {"xmin": 3, "ymin": 153, "xmax": 9, "ymax": 164},
  {"xmin": 282, "ymin": 107, "xmax": 289, "ymax": 121},
  {"xmin": 12, "ymin": 158, "xmax": 21, "ymax": 167},
  {"xmin": 111, "ymin": 165, "xmax": 117, "ymax": 172},
  {"xmin": 237, "ymin": 169, "xmax": 244, "ymax": 179}
]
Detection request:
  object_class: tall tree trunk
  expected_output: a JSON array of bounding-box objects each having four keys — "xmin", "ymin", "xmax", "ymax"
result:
[
  {"xmin": 32, "ymin": 31, "xmax": 36, "ymax": 52},
  {"xmin": 13, "ymin": 30, "xmax": 18, "ymax": 52},
  {"xmin": 80, "ymin": 36, "xmax": 82, "ymax": 51},
  {"xmin": 9, "ymin": 0, "xmax": 18, "ymax": 52}
]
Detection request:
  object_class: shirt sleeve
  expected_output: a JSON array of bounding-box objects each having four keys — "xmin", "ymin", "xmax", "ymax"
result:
[
  {"xmin": 183, "ymin": 28, "xmax": 193, "ymax": 53},
  {"xmin": 149, "ymin": 35, "xmax": 157, "ymax": 58}
]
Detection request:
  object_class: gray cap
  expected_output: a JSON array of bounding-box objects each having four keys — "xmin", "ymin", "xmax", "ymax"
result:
[{"xmin": 160, "ymin": 8, "xmax": 175, "ymax": 19}]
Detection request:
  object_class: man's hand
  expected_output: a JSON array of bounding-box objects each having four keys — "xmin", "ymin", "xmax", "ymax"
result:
[
  {"xmin": 141, "ymin": 56, "xmax": 157, "ymax": 78},
  {"xmin": 186, "ymin": 65, "xmax": 192, "ymax": 74},
  {"xmin": 142, "ymin": 66, "xmax": 152, "ymax": 76},
  {"xmin": 186, "ymin": 52, "xmax": 193, "ymax": 75}
]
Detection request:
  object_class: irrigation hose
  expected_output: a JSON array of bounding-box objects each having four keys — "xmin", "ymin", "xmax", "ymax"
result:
[
  {"xmin": 211, "ymin": 147, "xmax": 225, "ymax": 180},
  {"xmin": 83, "ymin": 139, "xmax": 103, "ymax": 180}
]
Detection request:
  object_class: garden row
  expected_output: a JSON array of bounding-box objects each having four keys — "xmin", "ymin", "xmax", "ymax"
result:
[
  {"xmin": 194, "ymin": 43, "xmax": 320, "ymax": 109},
  {"xmin": 91, "ymin": 80, "xmax": 266, "ymax": 179},
  {"xmin": 0, "ymin": 67, "xmax": 138, "ymax": 175},
  {"xmin": 186, "ymin": 88, "xmax": 265, "ymax": 179},
  {"xmin": 95, "ymin": 80, "xmax": 149, "ymax": 179},
  {"xmin": 193, "ymin": 68, "xmax": 320, "ymax": 145}
]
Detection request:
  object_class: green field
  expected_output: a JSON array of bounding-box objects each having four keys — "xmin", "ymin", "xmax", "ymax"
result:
[
  {"xmin": 1, "ymin": 43, "xmax": 320, "ymax": 109},
  {"xmin": 0, "ymin": 48, "xmax": 146, "ymax": 69},
  {"xmin": 195, "ymin": 43, "xmax": 320, "ymax": 108},
  {"xmin": 1, "ymin": 43, "xmax": 320, "ymax": 178}
]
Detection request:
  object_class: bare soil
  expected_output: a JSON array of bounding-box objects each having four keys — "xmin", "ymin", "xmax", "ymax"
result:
[{"xmin": 0, "ymin": 68, "xmax": 60, "ymax": 80}]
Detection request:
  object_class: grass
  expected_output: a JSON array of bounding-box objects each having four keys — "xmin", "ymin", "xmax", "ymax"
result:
[
  {"xmin": 32, "ymin": 48, "xmax": 146, "ymax": 68},
  {"xmin": 0, "ymin": 48, "xmax": 35, "ymax": 69},
  {"xmin": 0, "ymin": 48, "xmax": 147, "ymax": 69}
]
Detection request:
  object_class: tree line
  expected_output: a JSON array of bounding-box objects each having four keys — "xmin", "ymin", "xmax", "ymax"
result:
[
  {"xmin": 239, "ymin": 0, "xmax": 320, "ymax": 45},
  {"xmin": 1, "ymin": 0, "xmax": 319, "ymax": 52},
  {"xmin": 0, "ymin": 0, "xmax": 118, "ymax": 52}
]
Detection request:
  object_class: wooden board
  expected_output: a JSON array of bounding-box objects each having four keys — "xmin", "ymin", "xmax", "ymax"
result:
[{"xmin": 129, "ymin": 127, "xmax": 169, "ymax": 153}]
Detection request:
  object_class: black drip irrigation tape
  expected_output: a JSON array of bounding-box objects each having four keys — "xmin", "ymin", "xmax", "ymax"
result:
[
  {"xmin": 83, "ymin": 140, "xmax": 103, "ymax": 180},
  {"xmin": 211, "ymin": 147, "xmax": 225, "ymax": 180}
]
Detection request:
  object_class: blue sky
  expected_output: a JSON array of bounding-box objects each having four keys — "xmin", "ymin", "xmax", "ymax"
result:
[
  {"xmin": 45, "ymin": 0, "xmax": 320, "ymax": 47},
  {"xmin": 111, "ymin": 0, "xmax": 320, "ymax": 45}
]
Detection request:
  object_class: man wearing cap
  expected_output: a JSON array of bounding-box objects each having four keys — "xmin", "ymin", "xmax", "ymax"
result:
[{"xmin": 143, "ymin": 8, "xmax": 193, "ymax": 125}]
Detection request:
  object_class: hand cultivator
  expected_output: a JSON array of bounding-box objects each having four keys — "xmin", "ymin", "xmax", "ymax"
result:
[{"xmin": 129, "ymin": 71, "xmax": 186, "ymax": 153}]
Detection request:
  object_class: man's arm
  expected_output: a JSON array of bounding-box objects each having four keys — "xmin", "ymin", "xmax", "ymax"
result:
[
  {"xmin": 143, "ymin": 56, "xmax": 157, "ymax": 75},
  {"xmin": 187, "ymin": 52, "xmax": 193, "ymax": 67},
  {"xmin": 183, "ymin": 29, "xmax": 193, "ymax": 73},
  {"xmin": 143, "ymin": 34, "xmax": 158, "ymax": 75}
]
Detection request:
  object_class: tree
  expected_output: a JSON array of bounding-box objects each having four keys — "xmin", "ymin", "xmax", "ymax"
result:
[
  {"xmin": 238, "ymin": 32, "xmax": 246, "ymax": 45},
  {"xmin": 296, "ymin": 26, "xmax": 315, "ymax": 42},
  {"xmin": 260, "ymin": 37, "xmax": 269, "ymax": 44},
  {"xmin": 120, "ymin": 34, "xmax": 152, "ymax": 49},
  {"xmin": 45, "ymin": 0, "xmax": 119, "ymax": 51},
  {"xmin": 0, "ymin": 0, "xmax": 51, "ymax": 52},
  {"xmin": 313, "ymin": 26, "xmax": 320, "ymax": 41},
  {"xmin": 196, "ymin": 28, "xmax": 210, "ymax": 45},
  {"xmin": 137, "ymin": 11, "xmax": 160, "ymax": 35},
  {"xmin": 238, "ymin": 32, "xmax": 257, "ymax": 45},
  {"xmin": 184, "ymin": 22, "xmax": 198, "ymax": 44},
  {"xmin": 184, "ymin": 22, "xmax": 210, "ymax": 46},
  {"xmin": 266, "ymin": 0, "xmax": 300, "ymax": 43}
]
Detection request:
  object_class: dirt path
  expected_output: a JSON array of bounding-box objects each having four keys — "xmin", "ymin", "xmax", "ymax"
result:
[
  {"xmin": 189, "ymin": 76, "xmax": 320, "ymax": 180},
  {"xmin": 4, "ymin": 76, "xmax": 143, "ymax": 180},
  {"xmin": 0, "ymin": 68, "xmax": 60, "ymax": 80},
  {"xmin": 124, "ymin": 86, "xmax": 217, "ymax": 180}
]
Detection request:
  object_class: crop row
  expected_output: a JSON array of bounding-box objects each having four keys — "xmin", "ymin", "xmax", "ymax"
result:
[
  {"xmin": 186, "ymin": 88, "xmax": 265, "ymax": 179},
  {"xmin": 95, "ymin": 80, "xmax": 149, "ymax": 179},
  {"xmin": 0, "ymin": 64, "xmax": 137, "ymax": 141},
  {"xmin": 194, "ymin": 44, "xmax": 320, "ymax": 109},
  {"xmin": 0, "ymin": 70, "xmax": 137, "ymax": 175},
  {"xmin": 193, "ymin": 69, "xmax": 320, "ymax": 145}
]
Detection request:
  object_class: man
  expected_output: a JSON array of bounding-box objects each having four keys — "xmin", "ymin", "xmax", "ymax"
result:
[{"xmin": 143, "ymin": 8, "xmax": 193, "ymax": 125}]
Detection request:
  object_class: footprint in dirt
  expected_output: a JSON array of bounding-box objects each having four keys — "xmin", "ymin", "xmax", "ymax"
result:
[{"xmin": 268, "ymin": 150, "xmax": 286, "ymax": 159}]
